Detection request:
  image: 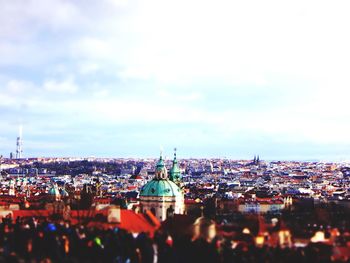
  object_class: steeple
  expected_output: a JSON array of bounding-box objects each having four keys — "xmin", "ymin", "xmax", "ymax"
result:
[
  {"xmin": 173, "ymin": 147, "xmax": 177, "ymax": 164},
  {"xmin": 170, "ymin": 148, "xmax": 181, "ymax": 183}
]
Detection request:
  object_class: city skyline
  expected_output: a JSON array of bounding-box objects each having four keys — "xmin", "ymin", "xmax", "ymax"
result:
[
  {"xmin": 1, "ymin": 0, "xmax": 350, "ymax": 160},
  {"xmin": 2, "ymin": 129, "xmax": 349, "ymax": 162}
]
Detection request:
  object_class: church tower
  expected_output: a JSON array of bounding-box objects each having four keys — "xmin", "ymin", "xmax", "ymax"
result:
[
  {"xmin": 169, "ymin": 148, "xmax": 182, "ymax": 185},
  {"xmin": 139, "ymin": 150, "xmax": 184, "ymax": 221}
]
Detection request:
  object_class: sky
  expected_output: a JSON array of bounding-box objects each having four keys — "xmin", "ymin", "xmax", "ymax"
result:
[{"xmin": 1, "ymin": 0, "xmax": 350, "ymax": 160}]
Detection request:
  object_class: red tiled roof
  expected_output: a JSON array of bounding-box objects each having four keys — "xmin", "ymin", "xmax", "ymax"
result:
[
  {"xmin": 144, "ymin": 210, "xmax": 161, "ymax": 228},
  {"xmin": 118, "ymin": 209, "xmax": 159, "ymax": 233},
  {"xmin": 12, "ymin": 210, "xmax": 50, "ymax": 218},
  {"xmin": 71, "ymin": 209, "xmax": 159, "ymax": 233},
  {"xmin": 10, "ymin": 208, "xmax": 159, "ymax": 234}
]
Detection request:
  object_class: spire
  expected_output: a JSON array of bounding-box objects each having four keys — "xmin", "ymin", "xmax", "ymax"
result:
[
  {"xmin": 173, "ymin": 147, "xmax": 177, "ymax": 162},
  {"xmin": 16, "ymin": 125, "xmax": 23, "ymax": 159},
  {"xmin": 160, "ymin": 146, "xmax": 163, "ymax": 160}
]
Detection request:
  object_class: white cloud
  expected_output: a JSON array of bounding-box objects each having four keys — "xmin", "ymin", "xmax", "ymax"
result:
[
  {"xmin": 72, "ymin": 37, "xmax": 113, "ymax": 60},
  {"xmin": 78, "ymin": 62, "xmax": 101, "ymax": 74},
  {"xmin": 0, "ymin": 0, "xmax": 85, "ymax": 38},
  {"xmin": 1, "ymin": 0, "xmax": 350, "ymax": 158},
  {"xmin": 43, "ymin": 77, "xmax": 79, "ymax": 93},
  {"xmin": 5, "ymin": 79, "xmax": 34, "ymax": 94},
  {"xmin": 106, "ymin": 0, "xmax": 129, "ymax": 8}
]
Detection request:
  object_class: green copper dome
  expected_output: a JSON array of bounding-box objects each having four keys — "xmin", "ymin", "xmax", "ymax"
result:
[
  {"xmin": 140, "ymin": 150, "xmax": 183, "ymax": 198},
  {"xmin": 140, "ymin": 179, "xmax": 182, "ymax": 197}
]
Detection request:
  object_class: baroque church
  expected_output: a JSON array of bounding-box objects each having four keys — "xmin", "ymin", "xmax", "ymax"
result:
[{"xmin": 139, "ymin": 149, "xmax": 184, "ymax": 221}]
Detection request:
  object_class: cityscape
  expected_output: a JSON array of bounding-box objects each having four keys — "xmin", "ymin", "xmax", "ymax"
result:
[
  {"xmin": 1, "ymin": 0, "xmax": 350, "ymax": 262},
  {"xmin": 0, "ymin": 133, "xmax": 350, "ymax": 262}
]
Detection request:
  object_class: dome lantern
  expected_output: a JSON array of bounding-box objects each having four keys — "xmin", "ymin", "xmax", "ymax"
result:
[{"xmin": 155, "ymin": 151, "xmax": 168, "ymax": 180}]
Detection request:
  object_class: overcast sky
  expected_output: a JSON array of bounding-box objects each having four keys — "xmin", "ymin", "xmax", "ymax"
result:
[{"xmin": 1, "ymin": 0, "xmax": 350, "ymax": 160}]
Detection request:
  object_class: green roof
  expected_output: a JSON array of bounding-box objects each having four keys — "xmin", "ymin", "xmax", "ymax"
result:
[
  {"xmin": 169, "ymin": 160, "xmax": 181, "ymax": 181},
  {"xmin": 169, "ymin": 151, "xmax": 181, "ymax": 182},
  {"xmin": 156, "ymin": 155, "xmax": 165, "ymax": 171},
  {"xmin": 140, "ymin": 179, "xmax": 182, "ymax": 197}
]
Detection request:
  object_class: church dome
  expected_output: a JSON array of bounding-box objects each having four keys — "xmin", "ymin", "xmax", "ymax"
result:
[
  {"xmin": 139, "ymin": 149, "xmax": 185, "ymax": 221},
  {"xmin": 140, "ymin": 179, "xmax": 182, "ymax": 197}
]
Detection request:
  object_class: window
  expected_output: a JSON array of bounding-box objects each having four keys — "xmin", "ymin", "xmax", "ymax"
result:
[
  {"xmin": 167, "ymin": 205, "xmax": 174, "ymax": 218},
  {"xmin": 151, "ymin": 207, "xmax": 156, "ymax": 216}
]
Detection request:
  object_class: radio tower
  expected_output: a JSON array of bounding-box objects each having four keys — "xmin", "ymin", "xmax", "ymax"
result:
[{"xmin": 16, "ymin": 125, "xmax": 23, "ymax": 159}]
